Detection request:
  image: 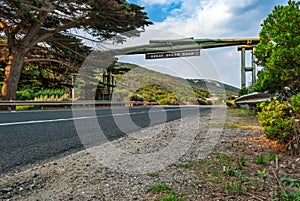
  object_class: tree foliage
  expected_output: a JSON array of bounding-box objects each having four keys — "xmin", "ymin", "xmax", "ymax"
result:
[
  {"xmin": 0, "ymin": 0, "xmax": 152, "ymax": 100},
  {"xmin": 253, "ymin": 0, "xmax": 300, "ymax": 95}
]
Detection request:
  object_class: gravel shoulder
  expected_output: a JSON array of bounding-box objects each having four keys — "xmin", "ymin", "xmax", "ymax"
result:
[{"xmin": 1, "ymin": 108, "xmax": 299, "ymax": 200}]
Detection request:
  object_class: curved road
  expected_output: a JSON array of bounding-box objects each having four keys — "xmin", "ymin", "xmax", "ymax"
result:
[{"xmin": 0, "ymin": 106, "xmax": 213, "ymax": 175}]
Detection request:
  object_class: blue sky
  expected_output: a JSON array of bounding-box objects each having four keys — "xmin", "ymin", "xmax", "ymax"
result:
[{"xmin": 117, "ymin": 0, "xmax": 289, "ymax": 88}]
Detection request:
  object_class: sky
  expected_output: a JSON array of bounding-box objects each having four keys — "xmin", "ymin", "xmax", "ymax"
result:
[{"xmin": 114, "ymin": 0, "xmax": 288, "ymax": 88}]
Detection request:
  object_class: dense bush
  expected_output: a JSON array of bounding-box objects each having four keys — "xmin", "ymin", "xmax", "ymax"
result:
[
  {"xmin": 129, "ymin": 94, "xmax": 144, "ymax": 102},
  {"xmin": 257, "ymin": 94, "xmax": 300, "ymax": 154},
  {"xmin": 16, "ymin": 88, "xmax": 69, "ymax": 100}
]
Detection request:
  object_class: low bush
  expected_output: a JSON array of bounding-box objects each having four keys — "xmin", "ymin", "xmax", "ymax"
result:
[
  {"xmin": 257, "ymin": 94, "xmax": 300, "ymax": 154},
  {"xmin": 16, "ymin": 88, "xmax": 70, "ymax": 101}
]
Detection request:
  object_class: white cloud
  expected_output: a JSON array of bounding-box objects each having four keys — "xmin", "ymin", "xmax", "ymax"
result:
[
  {"xmin": 153, "ymin": 0, "xmax": 261, "ymax": 37},
  {"xmin": 139, "ymin": 0, "xmax": 181, "ymax": 5}
]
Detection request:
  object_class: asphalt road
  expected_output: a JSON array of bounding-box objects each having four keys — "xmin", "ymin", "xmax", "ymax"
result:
[{"xmin": 0, "ymin": 106, "xmax": 213, "ymax": 175}]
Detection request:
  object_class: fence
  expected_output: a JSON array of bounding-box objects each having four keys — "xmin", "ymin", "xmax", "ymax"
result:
[{"xmin": 0, "ymin": 100, "xmax": 158, "ymax": 110}]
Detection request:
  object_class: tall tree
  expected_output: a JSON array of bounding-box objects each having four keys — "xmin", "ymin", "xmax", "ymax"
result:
[
  {"xmin": 253, "ymin": 0, "xmax": 300, "ymax": 95},
  {"xmin": 19, "ymin": 33, "xmax": 92, "ymax": 90},
  {"xmin": 0, "ymin": 0, "xmax": 151, "ymax": 100}
]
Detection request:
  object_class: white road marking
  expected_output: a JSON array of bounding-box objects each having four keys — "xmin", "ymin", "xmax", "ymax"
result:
[{"xmin": 0, "ymin": 107, "xmax": 199, "ymax": 126}]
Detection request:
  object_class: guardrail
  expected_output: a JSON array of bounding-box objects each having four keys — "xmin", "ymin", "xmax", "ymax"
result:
[
  {"xmin": 0, "ymin": 100, "xmax": 158, "ymax": 110},
  {"xmin": 234, "ymin": 92, "xmax": 273, "ymax": 112}
]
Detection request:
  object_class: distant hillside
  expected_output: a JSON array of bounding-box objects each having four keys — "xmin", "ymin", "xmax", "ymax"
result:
[
  {"xmin": 186, "ymin": 79, "xmax": 240, "ymax": 95},
  {"xmin": 113, "ymin": 62, "xmax": 239, "ymax": 105}
]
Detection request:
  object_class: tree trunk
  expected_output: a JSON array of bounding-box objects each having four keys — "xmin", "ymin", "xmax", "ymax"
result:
[
  {"xmin": 2, "ymin": 47, "xmax": 26, "ymax": 100},
  {"xmin": 1, "ymin": 55, "xmax": 12, "ymax": 99}
]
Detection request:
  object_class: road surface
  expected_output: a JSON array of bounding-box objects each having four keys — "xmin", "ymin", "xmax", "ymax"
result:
[{"xmin": 0, "ymin": 106, "xmax": 213, "ymax": 175}]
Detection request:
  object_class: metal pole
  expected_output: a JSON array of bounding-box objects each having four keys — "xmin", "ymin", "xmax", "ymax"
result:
[
  {"xmin": 241, "ymin": 47, "xmax": 246, "ymax": 88},
  {"xmin": 251, "ymin": 47, "xmax": 256, "ymax": 86},
  {"xmin": 71, "ymin": 76, "xmax": 75, "ymax": 101}
]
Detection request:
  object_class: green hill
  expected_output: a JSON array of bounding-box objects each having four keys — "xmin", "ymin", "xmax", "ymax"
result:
[{"xmin": 112, "ymin": 62, "xmax": 239, "ymax": 105}]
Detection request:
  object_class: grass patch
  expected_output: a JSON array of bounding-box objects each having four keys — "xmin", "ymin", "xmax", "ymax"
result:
[
  {"xmin": 149, "ymin": 184, "xmax": 185, "ymax": 201},
  {"xmin": 149, "ymin": 184, "xmax": 172, "ymax": 192},
  {"xmin": 178, "ymin": 163, "xmax": 194, "ymax": 169},
  {"xmin": 227, "ymin": 108, "xmax": 254, "ymax": 117},
  {"xmin": 212, "ymin": 152, "xmax": 228, "ymax": 160},
  {"xmin": 223, "ymin": 180, "xmax": 246, "ymax": 194},
  {"xmin": 253, "ymin": 154, "xmax": 267, "ymax": 165},
  {"xmin": 147, "ymin": 172, "xmax": 159, "ymax": 177},
  {"xmin": 207, "ymin": 177, "xmax": 222, "ymax": 184},
  {"xmin": 158, "ymin": 192, "xmax": 185, "ymax": 201},
  {"xmin": 16, "ymin": 105, "xmax": 39, "ymax": 110}
]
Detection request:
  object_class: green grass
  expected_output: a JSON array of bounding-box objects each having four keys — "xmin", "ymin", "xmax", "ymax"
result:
[
  {"xmin": 223, "ymin": 180, "xmax": 246, "ymax": 194},
  {"xmin": 227, "ymin": 108, "xmax": 254, "ymax": 117},
  {"xmin": 178, "ymin": 163, "xmax": 194, "ymax": 169},
  {"xmin": 149, "ymin": 184, "xmax": 186, "ymax": 201},
  {"xmin": 16, "ymin": 105, "xmax": 39, "ymax": 110},
  {"xmin": 212, "ymin": 152, "xmax": 228, "ymax": 159},
  {"xmin": 149, "ymin": 184, "xmax": 172, "ymax": 193},
  {"xmin": 147, "ymin": 172, "xmax": 159, "ymax": 177},
  {"xmin": 236, "ymin": 156, "xmax": 247, "ymax": 168},
  {"xmin": 253, "ymin": 155, "xmax": 267, "ymax": 165},
  {"xmin": 158, "ymin": 193, "xmax": 185, "ymax": 201},
  {"xmin": 267, "ymin": 152, "xmax": 277, "ymax": 162},
  {"xmin": 207, "ymin": 177, "xmax": 222, "ymax": 184}
]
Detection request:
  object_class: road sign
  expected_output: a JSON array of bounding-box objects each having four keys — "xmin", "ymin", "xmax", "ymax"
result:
[{"xmin": 145, "ymin": 49, "xmax": 200, "ymax": 59}]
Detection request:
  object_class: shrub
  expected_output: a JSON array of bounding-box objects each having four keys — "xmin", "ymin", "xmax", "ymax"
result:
[
  {"xmin": 16, "ymin": 88, "xmax": 70, "ymax": 100},
  {"xmin": 257, "ymin": 94, "xmax": 300, "ymax": 153},
  {"xmin": 129, "ymin": 94, "xmax": 144, "ymax": 102}
]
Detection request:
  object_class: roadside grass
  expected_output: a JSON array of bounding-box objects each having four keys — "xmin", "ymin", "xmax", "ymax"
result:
[
  {"xmin": 173, "ymin": 150, "xmax": 291, "ymax": 198},
  {"xmin": 226, "ymin": 108, "xmax": 255, "ymax": 118},
  {"xmin": 208, "ymin": 108, "xmax": 263, "ymax": 130},
  {"xmin": 165, "ymin": 108, "xmax": 299, "ymax": 200},
  {"xmin": 148, "ymin": 184, "xmax": 186, "ymax": 201}
]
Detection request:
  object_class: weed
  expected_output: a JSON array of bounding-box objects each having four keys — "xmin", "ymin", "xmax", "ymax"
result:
[
  {"xmin": 16, "ymin": 105, "xmax": 38, "ymax": 110},
  {"xmin": 253, "ymin": 155, "xmax": 267, "ymax": 165},
  {"xmin": 149, "ymin": 184, "xmax": 185, "ymax": 201},
  {"xmin": 212, "ymin": 152, "xmax": 228, "ymax": 160},
  {"xmin": 207, "ymin": 177, "xmax": 222, "ymax": 184},
  {"xmin": 281, "ymin": 190, "xmax": 300, "ymax": 201},
  {"xmin": 147, "ymin": 172, "xmax": 159, "ymax": 177},
  {"xmin": 202, "ymin": 167, "xmax": 219, "ymax": 176},
  {"xmin": 228, "ymin": 108, "xmax": 254, "ymax": 118},
  {"xmin": 178, "ymin": 163, "xmax": 194, "ymax": 169},
  {"xmin": 257, "ymin": 168, "xmax": 267, "ymax": 180},
  {"xmin": 222, "ymin": 166, "xmax": 236, "ymax": 176},
  {"xmin": 198, "ymin": 159, "xmax": 209, "ymax": 164},
  {"xmin": 281, "ymin": 178, "xmax": 300, "ymax": 188},
  {"xmin": 149, "ymin": 184, "xmax": 172, "ymax": 192},
  {"xmin": 223, "ymin": 181, "xmax": 246, "ymax": 194},
  {"xmin": 267, "ymin": 152, "xmax": 277, "ymax": 162},
  {"xmin": 158, "ymin": 192, "xmax": 185, "ymax": 201},
  {"xmin": 237, "ymin": 156, "xmax": 247, "ymax": 168}
]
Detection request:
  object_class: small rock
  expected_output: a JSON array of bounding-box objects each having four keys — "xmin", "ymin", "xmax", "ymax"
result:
[
  {"xmin": 0, "ymin": 194, "xmax": 13, "ymax": 199},
  {"xmin": 26, "ymin": 184, "xmax": 35, "ymax": 191},
  {"xmin": 295, "ymin": 158, "xmax": 300, "ymax": 162},
  {"xmin": 0, "ymin": 187, "xmax": 13, "ymax": 193},
  {"xmin": 279, "ymin": 164, "xmax": 286, "ymax": 168}
]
